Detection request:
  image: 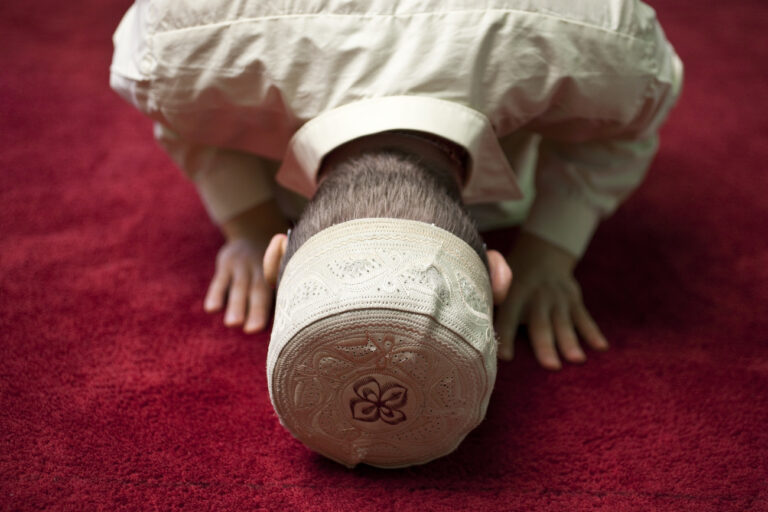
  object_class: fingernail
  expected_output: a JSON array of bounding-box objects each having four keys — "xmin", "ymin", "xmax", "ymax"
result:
[{"xmin": 547, "ymin": 359, "xmax": 562, "ymax": 370}]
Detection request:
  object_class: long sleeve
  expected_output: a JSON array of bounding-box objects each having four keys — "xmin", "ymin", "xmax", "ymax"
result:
[
  {"xmin": 521, "ymin": 134, "xmax": 660, "ymax": 260},
  {"xmin": 520, "ymin": 12, "xmax": 685, "ymax": 260},
  {"xmin": 109, "ymin": 0, "xmax": 685, "ymax": 237},
  {"xmin": 153, "ymin": 123, "xmax": 277, "ymax": 224},
  {"xmin": 109, "ymin": 2, "xmax": 277, "ymax": 225}
]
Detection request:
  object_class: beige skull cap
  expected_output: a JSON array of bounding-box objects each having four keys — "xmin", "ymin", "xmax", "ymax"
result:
[{"xmin": 267, "ymin": 217, "xmax": 497, "ymax": 468}]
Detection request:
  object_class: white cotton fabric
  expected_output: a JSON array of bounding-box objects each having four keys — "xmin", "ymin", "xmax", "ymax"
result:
[
  {"xmin": 110, "ymin": 0, "xmax": 683, "ymax": 258},
  {"xmin": 267, "ymin": 218, "xmax": 495, "ymax": 468}
]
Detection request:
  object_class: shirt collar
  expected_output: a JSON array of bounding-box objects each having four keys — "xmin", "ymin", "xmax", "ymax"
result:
[{"xmin": 276, "ymin": 95, "xmax": 523, "ymax": 204}]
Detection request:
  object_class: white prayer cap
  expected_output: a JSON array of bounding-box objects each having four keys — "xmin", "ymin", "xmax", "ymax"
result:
[{"xmin": 267, "ymin": 218, "xmax": 496, "ymax": 468}]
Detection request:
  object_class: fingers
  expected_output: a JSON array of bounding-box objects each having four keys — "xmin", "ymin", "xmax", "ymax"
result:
[
  {"xmin": 494, "ymin": 253, "xmax": 609, "ymax": 370},
  {"xmin": 206, "ymin": 239, "xmax": 278, "ymax": 334},
  {"xmin": 527, "ymin": 291, "xmax": 562, "ymax": 370},
  {"xmin": 224, "ymin": 266, "xmax": 249, "ymax": 327},
  {"xmin": 208, "ymin": 264, "xmax": 273, "ymax": 333},
  {"xmin": 244, "ymin": 276, "xmax": 273, "ymax": 333},
  {"xmin": 552, "ymin": 302, "xmax": 586, "ymax": 364},
  {"xmin": 204, "ymin": 266, "xmax": 230, "ymax": 313},
  {"xmin": 572, "ymin": 302, "xmax": 610, "ymax": 351}
]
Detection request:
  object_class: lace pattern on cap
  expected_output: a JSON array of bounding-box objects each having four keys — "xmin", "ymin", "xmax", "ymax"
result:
[
  {"xmin": 267, "ymin": 218, "xmax": 496, "ymax": 468},
  {"xmin": 271, "ymin": 313, "xmax": 487, "ymax": 468}
]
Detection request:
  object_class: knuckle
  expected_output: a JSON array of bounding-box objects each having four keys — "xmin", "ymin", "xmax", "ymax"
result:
[
  {"xmin": 572, "ymin": 301, "xmax": 589, "ymax": 319},
  {"xmin": 217, "ymin": 247, "xmax": 240, "ymax": 267},
  {"xmin": 229, "ymin": 281, "xmax": 246, "ymax": 297},
  {"xmin": 231, "ymin": 253, "xmax": 248, "ymax": 268},
  {"xmin": 528, "ymin": 286, "xmax": 549, "ymax": 304},
  {"xmin": 559, "ymin": 326, "xmax": 578, "ymax": 345},
  {"xmin": 562, "ymin": 282, "xmax": 582, "ymax": 301},
  {"xmin": 530, "ymin": 327, "xmax": 553, "ymax": 345},
  {"xmin": 235, "ymin": 278, "xmax": 251, "ymax": 293},
  {"xmin": 579, "ymin": 306, "xmax": 597, "ymax": 326},
  {"xmin": 251, "ymin": 268, "xmax": 266, "ymax": 284}
]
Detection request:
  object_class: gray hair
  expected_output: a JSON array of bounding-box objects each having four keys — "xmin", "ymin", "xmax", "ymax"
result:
[{"xmin": 277, "ymin": 149, "xmax": 489, "ymax": 287}]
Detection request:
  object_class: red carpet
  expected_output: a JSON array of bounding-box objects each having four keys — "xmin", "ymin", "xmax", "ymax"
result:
[{"xmin": 2, "ymin": 1, "xmax": 767, "ymax": 510}]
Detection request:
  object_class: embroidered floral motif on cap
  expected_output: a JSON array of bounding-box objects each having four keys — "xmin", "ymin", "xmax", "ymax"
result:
[{"xmin": 349, "ymin": 376, "xmax": 408, "ymax": 425}]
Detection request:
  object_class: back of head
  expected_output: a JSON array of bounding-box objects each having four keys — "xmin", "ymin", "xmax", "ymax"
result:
[
  {"xmin": 277, "ymin": 149, "xmax": 489, "ymax": 286},
  {"xmin": 268, "ymin": 148, "xmax": 496, "ymax": 468}
]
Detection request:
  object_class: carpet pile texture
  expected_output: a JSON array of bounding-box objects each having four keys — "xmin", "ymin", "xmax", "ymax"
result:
[{"xmin": 1, "ymin": 1, "xmax": 766, "ymax": 510}]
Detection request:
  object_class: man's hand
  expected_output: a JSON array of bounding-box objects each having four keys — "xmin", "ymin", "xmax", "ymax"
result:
[
  {"xmin": 204, "ymin": 238, "xmax": 273, "ymax": 333},
  {"xmin": 203, "ymin": 198, "xmax": 290, "ymax": 333},
  {"xmin": 494, "ymin": 230, "xmax": 609, "ymax": 370}
]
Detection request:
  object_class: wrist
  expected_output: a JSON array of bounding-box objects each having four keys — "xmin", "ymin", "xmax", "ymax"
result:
[
  {"xmin": 511, "ymin": 230, "xmax": 578, "ymax": 272},
  {"xmin": 221, "ymin": 198, "xmax": 291, "ymax": 247}
]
